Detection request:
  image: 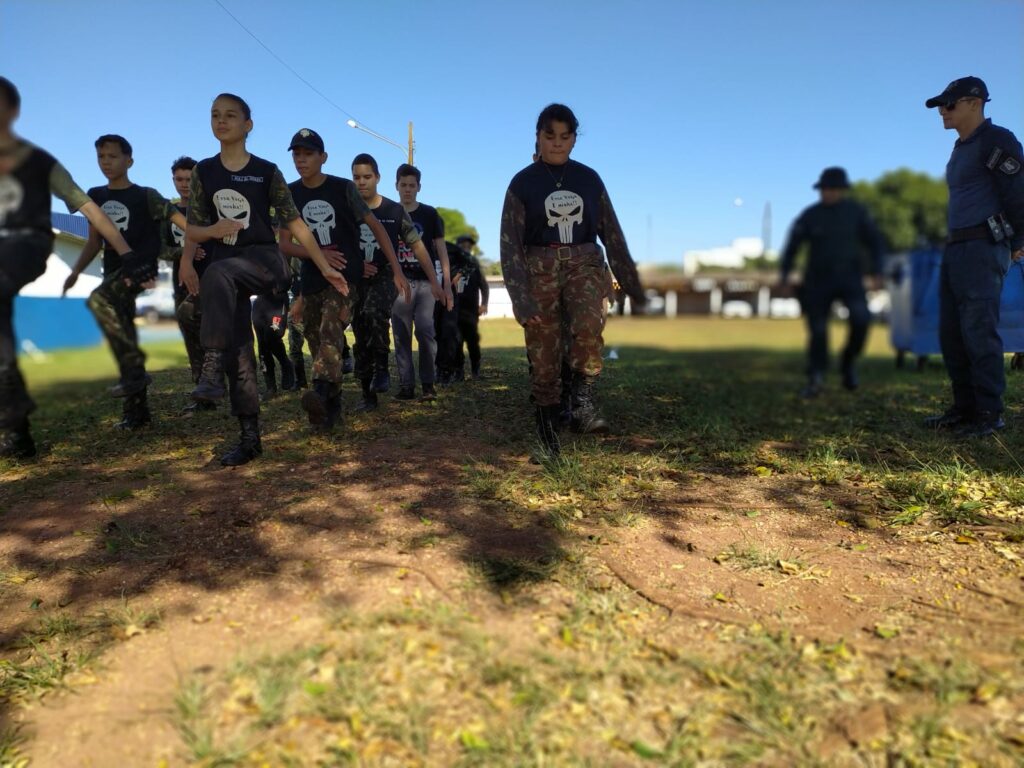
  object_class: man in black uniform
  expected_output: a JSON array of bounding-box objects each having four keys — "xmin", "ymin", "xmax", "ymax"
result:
[
  {"xmin": 64, "ymin": 134, "xmax": 187, "ymax": 428},
  {"xmin": 923, "ymin": 76, "xmax": 1024, "ymax": 437},
  {"xmin": 0, "ymin": 78, "xmax": 136, "ymax": 457},
  {"xmin": 453, "ymin": 234, "xmax": 488, "ymax": 380},
  {"xmin": 779, "ymin": 167, "xmax": 885, "ymax": 398}
]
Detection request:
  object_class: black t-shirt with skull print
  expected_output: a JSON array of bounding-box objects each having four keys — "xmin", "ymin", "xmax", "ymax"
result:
[
  {"xmin": 398, "ymin": 203, "xmax": 444, "ymax": 282},
  {"xmin": 87, "ymin": 184, "xmax": 172, "ymax": 275},
  {"xmin": 364, "ymin": 195, "xmax": 421, "ymax": 283},
  {"xmin": 288, "ymin": 174, "xmax": 370, "ymax": 294},
  {"xmin": 0, "ymin": 140, "xmax": 90, "ymax": 239},
  {"xmin": 507, "ymin": 159, "xmax": 605, "ymax": 247}
]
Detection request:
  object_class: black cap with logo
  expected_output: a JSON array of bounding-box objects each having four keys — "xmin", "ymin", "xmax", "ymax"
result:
[
  {"xmin": 288, "ymin": 128, "xmax": 325, "ymax": 152},
  {"xmin": 925, "ymin": 76, "xmax": 990, "ymax": 108}
]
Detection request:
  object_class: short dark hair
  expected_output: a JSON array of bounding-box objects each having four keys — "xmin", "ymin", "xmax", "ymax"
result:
[
  {"xmin": 536, "ymin": 103, "xmax": 579, "ymax": 134},
  {"xmin": 214, "ymin": 92, "xmax": 251, "ymax": 121},
  {"xmin": 95, "ymin": 134, "xmax": 132, "ymax": 156},
  {"xmin": 352, "ymin": 153, "xmax": 380, "ymax": 177},
  {"xmin": 396, "ymin": 163, "xmax": 421, "ymax": 184},
  {"xmin": 171, "ymin": 156, "xmax": 197, "ymax": 173},
  {"xmin": 0, "ymin": 77, "xmax": 20, "ymax": 110}
]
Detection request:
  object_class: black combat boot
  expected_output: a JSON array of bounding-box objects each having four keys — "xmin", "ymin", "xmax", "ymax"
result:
[
  {"xmin": 923, "ymin": 405, "xmax": 973, "ymax": 430},
  {"xmin": 355, "ymin": 378, "xmax": 379, "ymax": 412},
  {"xmin": 535, "ymin": 404, "xmax": 561, "ymax": 456},
  {"xmin": 325, "ymin": 383, "xmax": 343, "ymax": 430},
  {"xmin": 115, "ymin": 389, "xmax": 151, "ymax": 431},
  {"xmin": 261, "ymin": 367, "xmax": 279, "ymax": 402},
  {"xmin": 956, "ymin": 410, "xmax": 1006, "ymax": 439},
  {"xmin": 570, "ymin": 373, "xmax": 610, "ymax": 435},
  {"xmin": 280, "ymin": 357, "xmax": 296, "ymax": 391},
  {"xmin": 371, "ymin": 356, "xmax": 391, "ymax": 393},
  {"xmin": 180, "ymin": 400, "xmax": 217, "ymax": 417},
  {"xmin": 301, "ymin": 380, "xmax": 330, "ymax": 428},
  {"xmin": 220, "ymin": 415, "xmax": 262, "ymax": 466},
  {"xmin": 192, "ymin": 350, "xmax": 226, "ymax": 402},
  {"xmin": 291, "ymin": 353, "xmax": 308, "ymax": 389},
  {"xmin": 109, "ymin": 371, "xmax": 152, "ymax": 398},
  {"xmin": 559, "ymin": 379, "xmax": 574, "ymax": 429},
  {"xmin": 0, "ymin": 419, "xmax": 36, "ymax": 460},
  {"xmin": 800, "ymin": 371, "xmax": 824, "ymax": 399},
  {"xmin": 453, "ymin": 366, "xmax": 465, "ymax": 383}
]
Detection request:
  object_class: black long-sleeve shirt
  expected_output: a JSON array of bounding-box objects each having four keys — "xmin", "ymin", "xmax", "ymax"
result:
[{"xmin": 780, "ymin": 198, "xmax": 885, "ymax": 283}]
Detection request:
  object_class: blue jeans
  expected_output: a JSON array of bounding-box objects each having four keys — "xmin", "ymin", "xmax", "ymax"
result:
[
  {"xmin": 939, "ymin": 240, "xmax": 1010, "ymax": 414},
  {"xmin": 391, "ymin": 279, "xmax": 436, "ymax": 388}
]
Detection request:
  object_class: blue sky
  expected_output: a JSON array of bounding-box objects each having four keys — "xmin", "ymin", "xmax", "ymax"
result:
[{"xmin": 2, "ymin": 0, "xmax": 1022, "ymax": 264}]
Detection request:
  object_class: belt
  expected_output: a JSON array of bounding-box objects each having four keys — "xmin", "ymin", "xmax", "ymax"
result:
[
  {"xmin": 529, "ymin": 242, "xmax": 600, "ymax": 260},
  {"xmin": 947, "ymin": 224, "xmax": 990, "ymax": 244}
]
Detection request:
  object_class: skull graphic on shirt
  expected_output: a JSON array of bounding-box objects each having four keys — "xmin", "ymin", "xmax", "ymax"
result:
[
  {"xmin": 212, "ymin": 189, "xmax": 250, "ymax": 245},
  {"xmin": 359, "ymin": 223, "xmax": 377, "ymax": 262},
  {"xmin": 302, "ymin": 199, "xmax": 336, "ymax": 247},
  {"xmin": 0, "ymin": 176, "xmax": 24, "ymax": 227},
  {"xmin": 545, "ymin": 190, "xmax": 584, "ymax": 244},
  {"xmin": 101, "ymin": 200, "xmax": 130, "ymax": 233},
  {"xmin": 170, "ymin": 222, "xmax": 185, "ymax": 246}
]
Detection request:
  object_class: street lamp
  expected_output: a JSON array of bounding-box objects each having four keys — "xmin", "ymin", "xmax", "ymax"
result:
[{"xmin": 346, "ymin": 119, "xmax": 415, "ymax": 166}]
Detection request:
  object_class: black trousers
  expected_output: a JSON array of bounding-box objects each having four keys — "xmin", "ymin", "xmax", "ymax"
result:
[
  {"xmin": 434, "ymin": 294, "xmax": 462, "ymax": 375},
  {"xmin": 0, "ymin": 234, "xmax": 49, "ymax": 429},
  {"xmin": 252, "ymin": 291, "xmax": 290, "ymax": 387},
  {"xmin": 199, "ymin": 245, "xmax": 289, "ymax": 417},
  {"xmin": 939, "ymin": 240, "xmax": 1010, "ymax": 414},
  {"xmin": 456, "ymin": 310, "xmax": 481, "ymax": 374},
  {"xmin": 800, "ymin": 277, "xmax": 870, "ymax": 375}
]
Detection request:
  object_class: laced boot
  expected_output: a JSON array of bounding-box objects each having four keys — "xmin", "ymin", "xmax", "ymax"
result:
[
  {"xmin": 0, "ymin": 419, "xmax": 36, "ymax": 460},
  {"xmin": 923, "ymin": 405, "xmax": 973, "ymax": 430},
  {"xmin": 355, "ymin": 378, "xmax": 379, "ymax": 412},
  {"xmin": 325, "ymin": 383, "xmax": 343, "ymax": 430},
  {"xmin": 115, "ymin": 389, "xmax": 152, "ymax": 431},
  {"xmin": 181, "ymin": 400, "xmax": 217, "ymax": 417},
  {"xmin": 280, "ymin": 357, "xmax": 296, "ymax": 391},
  {"xmin": 192, "ymin": 350, "xmax": 226, "ymax": 402},
  {"xmin": 301, "ymin": 380, "xmax": 330, "ymax": 429},
  {"xmin": 535, "ymin": 404, "xmax": 561, "ymax": 456},
  {"xmin": 570, "ymin": 373, "xmax": 610, "ymax": 434},
  {"xmin": 220, "ymin": 415, "xmax": 262, "ymax": 466},
  {"xmin": 956, "ymin": 410, "xmax": 1006, "ymax": 439}
]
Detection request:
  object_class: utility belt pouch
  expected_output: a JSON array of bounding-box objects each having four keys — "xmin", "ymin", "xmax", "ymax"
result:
[
  {"xmin": 987, "ymin": 215, "xmax": 1006, "ymax": 244},
  {"xmin": 998, "ymin": 214, "xmax": 1015, "ymax": 240}
]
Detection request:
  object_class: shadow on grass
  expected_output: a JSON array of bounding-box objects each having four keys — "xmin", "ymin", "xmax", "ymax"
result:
[{"xmin": 2, "ymin": 340, "xmax": 1023, "ymax": 731}]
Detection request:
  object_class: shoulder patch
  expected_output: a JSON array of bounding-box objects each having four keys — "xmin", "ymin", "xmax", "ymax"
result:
[
  {"xmin": 986, "ymin": 147, "xmax": 1004, "ymax": 170},
  {"xmin": 999, "ymin": 156, "xmax": 1021, "ymax": 175}
]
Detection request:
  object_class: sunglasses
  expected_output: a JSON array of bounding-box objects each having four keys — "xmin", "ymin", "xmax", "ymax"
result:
[{"xmin": 939, "ymin": 97, "xmax": 976, "ymax": 111}]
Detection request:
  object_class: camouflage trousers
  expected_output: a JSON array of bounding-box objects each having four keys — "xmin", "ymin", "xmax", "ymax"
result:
[
  {"xmin": 87, "ymin": 269, "xmax": 147, "ymax": 382},
  {"xmin": 303, "ymin": 286, "xmax": 357, "ymax": 384},
  {"xmin": 175, "ymin": 294, "xmax": 204, "ymax": 383},
  {"xmin": 352, "ymin": 276, "xmax": 397, "ymax": 383},
  {"xmin": 522, "ymin": 245, "xmax": 607, "ymax": 406},
  {"xmin": 0, "ymin": 234, "xmax": 49, "ymax": 428}
]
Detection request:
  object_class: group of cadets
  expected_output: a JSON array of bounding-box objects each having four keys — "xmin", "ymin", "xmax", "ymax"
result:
[{"xmin": 0, "ymin": 83, "xmax": 489, "ymax": 463}]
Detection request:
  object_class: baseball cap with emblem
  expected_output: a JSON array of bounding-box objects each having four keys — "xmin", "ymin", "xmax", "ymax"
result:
[
  {"xmin": 288, "ymin": 128, "xmax": 325, "ymax": 152},
  {"xmin": 925, "ymin": 76, "xmax": 991, "ymax": 108},
  {"xmin": 813, "ymin": 167, "xmax": 851, "ymax": 190}
]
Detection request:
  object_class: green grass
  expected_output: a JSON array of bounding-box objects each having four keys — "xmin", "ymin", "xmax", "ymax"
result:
[{"xmin": 4, "ymin": 317, "xmax": 1024, "ymax": 765}]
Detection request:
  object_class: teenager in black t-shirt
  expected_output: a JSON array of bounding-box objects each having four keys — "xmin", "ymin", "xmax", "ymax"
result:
[
  {"xmin": 350, "ymin": 154, "xmax": 442, "ymax": 410},
  {"xmin": 179, "ymin": 94, "xmax": 345, "ymax": 465},
  {"xmin": 64, "ymin": 134, "xmax": 187, "ymax": 431},
  {"xmin": 277, "ymin": 130, "xmax": 409, "ymax": 431},
  {"xmin": 391, "ymin": 164, "xmax": 454, "ymax": 400},
  {"xmin": 500, "ymin": 103, "xmax": 645, "ymax": 455},
  {"xmin": 0, "ymin": 78, "xmax": 137, "ymax": 458}
]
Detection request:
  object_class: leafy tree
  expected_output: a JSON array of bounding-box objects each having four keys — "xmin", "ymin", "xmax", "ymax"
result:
[
  {"xmin": 437, "ymin": 207, "xmax": 480, "ymax": 253},
  {"xmin": 851, "ymin": 168, "xmax": 948, "ymax": 251}
]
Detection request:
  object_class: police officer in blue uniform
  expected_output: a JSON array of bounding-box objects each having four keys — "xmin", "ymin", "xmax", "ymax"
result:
[
  {"xmin": 780, "ymin": 167, "xmax": 885, "ymax": 398},
  {"xmin": 923, "ymin": 77, "xmax": 1024, "ymax": 437}
]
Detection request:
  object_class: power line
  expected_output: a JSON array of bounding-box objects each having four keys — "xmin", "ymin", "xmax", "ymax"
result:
[{"xmin": 210, "ymin": 0, "xmax": 379, "ymax": 134}]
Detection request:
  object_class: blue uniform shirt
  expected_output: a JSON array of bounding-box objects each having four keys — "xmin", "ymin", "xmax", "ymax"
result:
[{"xmin": 946, "ymin": 118, "xmax": 1024, "ymax": 249}]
